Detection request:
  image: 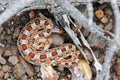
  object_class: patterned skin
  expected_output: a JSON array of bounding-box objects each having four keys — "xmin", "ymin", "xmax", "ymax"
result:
[{"xmin": 17, "ymin": 17, "xmax": 80, "ymax": 67}]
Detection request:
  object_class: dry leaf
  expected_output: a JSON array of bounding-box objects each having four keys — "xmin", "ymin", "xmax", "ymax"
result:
[{"xmin": 77, "ymin": 59, "xmax": 92, "ymax": 80}]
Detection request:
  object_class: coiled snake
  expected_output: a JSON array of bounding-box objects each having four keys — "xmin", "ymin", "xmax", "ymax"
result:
[{"xmin": 17, "ymin": 17, "xmax": 80, "ymax": 67}]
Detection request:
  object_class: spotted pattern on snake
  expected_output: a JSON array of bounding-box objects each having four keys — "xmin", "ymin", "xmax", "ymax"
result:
[{"xmin": 17, "ymin": 17, "xmax": 80, "ymax": 67}]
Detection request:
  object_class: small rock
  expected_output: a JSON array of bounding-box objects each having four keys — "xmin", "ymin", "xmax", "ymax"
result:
[
  {"xmin": 81, "ymin": 28, "xmax": 90, "ymax": 37},
  {"xmin": 0, "ymin": 47, "xmax": 4, "ymax": 55},
  {"xmin": 116, "ymin": 58, "xmax": 120, "ymax": 65},
  {"xmin": 29, "ymin": 10, "xmax": 35, "ymax": 19},
  {"xmin": 104, "ymin": 23, "xmax": 113, "ymax": 31},
  {"xmin": 0, "ymin": 56, "xmax": 7, "ymax": 64},
  {"xmin": 98, "ymin": 24, "xmax": 104, "ymax": 29},
  {"xmin": 3, "ymin": 48, "xmax": 12, "ymax": 57},
  {"xmin": 95, "ymin": 9, "xmax": 104, "ymax": 19},
  {"xmin": 101, "ymin": 16, "xmax": 108, "ymax": 24},
  {"xmin": 114, "ymin": 65, "xmax": 120, "ymax": 75},
  {"xmin": 104, "ymin": 8, "xmax": 113, "ymax": 16},
  {"xmin": 87, "ymin": 34, "xmax": 105, "ymax": 48},
  {"xmin": 37, "ymin": 72, "xmax": 41, "ymax": 77},
  {"xmin": 21, "ymin": 75, "xmax": 28, "ymax": 80},
  {"xmin": 4, "ymin": 34, "xmax": 12, "ymax": 43},
  {"xmin": 2, "ymin": 65, "xmax": 10, "ymax": 72},
  {"xmin": 6, "ymin": 27, "xmax": 11, "ymax": 34},
  {"xmin": 57, "ymin": 66, "xmax": 64, "ymax": 72},
  {"xmin": 0, "ymin": 70, "xmax": 4, "ymax": 78},
  {"xmin": 0, "ymin": 43, "xmax": 5, "ymax": 47},
  {"xmin": 50, "ymin": 34, "xmax": 64, "ymax": 46},
  {"xmin": 35, "ymin": 66, "xmax": 40, "ymax": 73},
  {"xmin": 13, "ymin": 63, "xmax": 25, "ymax": 79},
  {"xmin": 4, "ymin": 72, "xmax": 9, "ymax": 79},
  {"xmin": 8, "ymin": 56, "xmax": 18, "ymax": 65},
  {"xmin": 0, "ymin": 26, "xmax": 3, "ymax": 34},
  {"xmin": 18, "ymin": 56, "xmax": 34, "ymax": 77},
  {"xmin": 11, "ymin": 46, "xmax": 18, "ymax": 55},
  {"xmin": 13, "ymin": 27, "xmax": 20, "ymax": 39}
]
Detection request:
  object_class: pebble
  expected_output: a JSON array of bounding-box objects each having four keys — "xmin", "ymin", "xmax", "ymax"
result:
[
  {"xmin": 98, "ymin": 24, "xmax": 104, "ymax": 29},
  {"xmin": 3, "ymin": 48, "xmax": 12, "ymax": 57},
  {"xmin": 114, "ymin": 65, "xmax": 120, "ymax": 75},
  {"xmin": 6, "ymin": 27, "xmax": 11, "ymax": 34},
  {"xmin": 11, "ymin": 46, "xmax": 18, "ymax": 55},
  {"xmin": 104, "ymin": 23, "xmax": 113, "ymax": 31},
  {"xmin": 18, "ymin": 56, "xmax": 34, "ymax": 77},
  {"xmin": 12, "ymin": 27, "xmax": 20, "ymax": 39},
  {"xmin": 0, "ymin": 47, "xmax": 4, "ymax": 55},
  {"xmin": 95, "ymin": 9, "xmax": 104, "ymax": 19},
  {"xmin": 101, "ymin": 16, "xmax": 108, "ymax": 24},
  {"xmin": 13, "ymin": 63, "xmax": 25, "ymax": 79},
  {"xmin": 2, "ymin": 65, "xmax": 10, "ymax": 72},
  {"xmin": 8, "ymin": 56, "xmax": 18, "ymax": 65},
  {"xmin": 4, "ymin": 34, "xmax": 12, "ymax": 43},
  {"xmin": 50, "ymin": 34, "xmax": 64, "ymax": 46},
  {"xmin": 0, "ymin": 56, "xmax": 7, "ymax": 65},
  {"xmin": 0, "ymin": 70, "xmax": 4, "ymax": 78},
  {"xmin": 35, "ymin": 66, "xmax": 40, "ymax": 73},
  {"xmin": 4, "ymin": 72, "xmax": 9, "ymax": 79},
  {"xmin": 0, "ymin": 26, "xmax": 3, "ymax": 34},
  {"xmin": 104, "ymin": 8, "xmax": 113, "ymax": 16},
  {"xmin": 37, "ymin": 72, "xmax": 41, "ymax": 77},
  {"xmin": 87, "ymin": 34, "xmax": 105, "ymax": 48},
  {"xmin": 29, "ymin": 10, "xmax": 35, "ymax": 19}
]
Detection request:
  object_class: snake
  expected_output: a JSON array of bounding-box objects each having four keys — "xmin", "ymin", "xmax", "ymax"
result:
[{"xmin": 17, "ymin": 16, "xmax": 80, "ymax": 67}]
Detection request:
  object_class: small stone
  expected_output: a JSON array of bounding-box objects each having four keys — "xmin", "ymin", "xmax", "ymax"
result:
[
  {"xmin": 3, "ymin": 48, "xmax": 12, "ymax": 57},
  {"xmin": 87, "ymin": 34, "xmax": 105, "ymax": 48},
  {"xmin": 104, "ymin": 8, "xmax": 113, "ymax": 16},
  {"xmin": 29, "ymin": 10, "xmax": 35, "ymax": 19},
  {"xmin": 0, "ymin": 70, "xmax": 4, "ymax": 78},
  {"xmin": 6, "ymin": 27, "xmax": 11, "ymax": 34},
  {"xmin": 18, "ymin": 56, "xmax": 34, "ymax": 77},
  {"xmin": 101, "ymin": 16, "xmax": 108, "ymax": 24},
  {"xmin": 37, "ymin": 72, "xmax": 41, "ymax": 77},
  {"xmin": 57, "ymin": 66, "xmax": 64, "ymax": 72},
  {"xmin": 2, "ymin": 65, "xmax": 10, "ymax": 72},
  {"xmin": 0, "ymin": 26, "xmax": 3, "ymax": 33},
  {"xmin": 50, "ymin": 34, "xmax": 64, "ymax": 46},
  {"xmin": 13, "ymin": 63, "xmax": 25, "ymax": 79},
  {"xmin": 116, "ymin": 58, "xmax": 120, "ymax": 65},
  {"xmin": 8, "ymin": 56, "xmax": 18, "ymax": 65},
  {"xmin": 11, "ymin": 46, "xmax": 18, "ymax": 55},
  {"xmin": 4, "ymin": 34, "xmax": 12, "ymax": 43},
  {"xmin": 0, "ymin": 56, "xmax": 7, "ymax": 64},
  {"xmin": 12, "ymin": 27, "xmax": 20, "ymax": 39},
  {"xmin": 114, "ymin": 65, "xmax": 120, "ymax": 75},
  {"xmin": 95, "ymin": 9, "xmax": 104, "ymax": 19},
  {"xmin": 98, "ymin": 24, "xmax": 104, "ymax": 29},
  {"xmin": 0, "ymin": 43, "xmax": 5, "ymax": 47},
  {"xmin": 104, "ymin": 23, "xmax": 113, "ymax": 31},
  {"xmin": 4, "ymin": 72, "xmax": 9, "ymax": 79},
  {"xmin": 35, "ymin": 66, "xmax": 40, "ymax": 73},
  {"xmin": 0, "ymin": 47, "xmax": 4, "ymax": 55}
]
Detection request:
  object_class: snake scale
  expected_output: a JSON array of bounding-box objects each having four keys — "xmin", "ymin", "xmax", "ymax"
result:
[{"xmin": 17, "ymin": 16, "xmax": 80, "ymax": 67}]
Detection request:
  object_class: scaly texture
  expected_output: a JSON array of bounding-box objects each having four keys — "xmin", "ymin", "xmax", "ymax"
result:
[{"xmin": 17, "ymin": 17, "xmax": 80, "ymax": 67}]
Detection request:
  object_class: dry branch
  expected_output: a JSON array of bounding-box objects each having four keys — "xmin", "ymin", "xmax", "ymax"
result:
[
  {"xmin": 0, "ymin": 0, "xmax": 34, "ymax": 25},
  {"xmin": 54, "ymin": 0, "xmax": 111, "ymax": 43}
]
